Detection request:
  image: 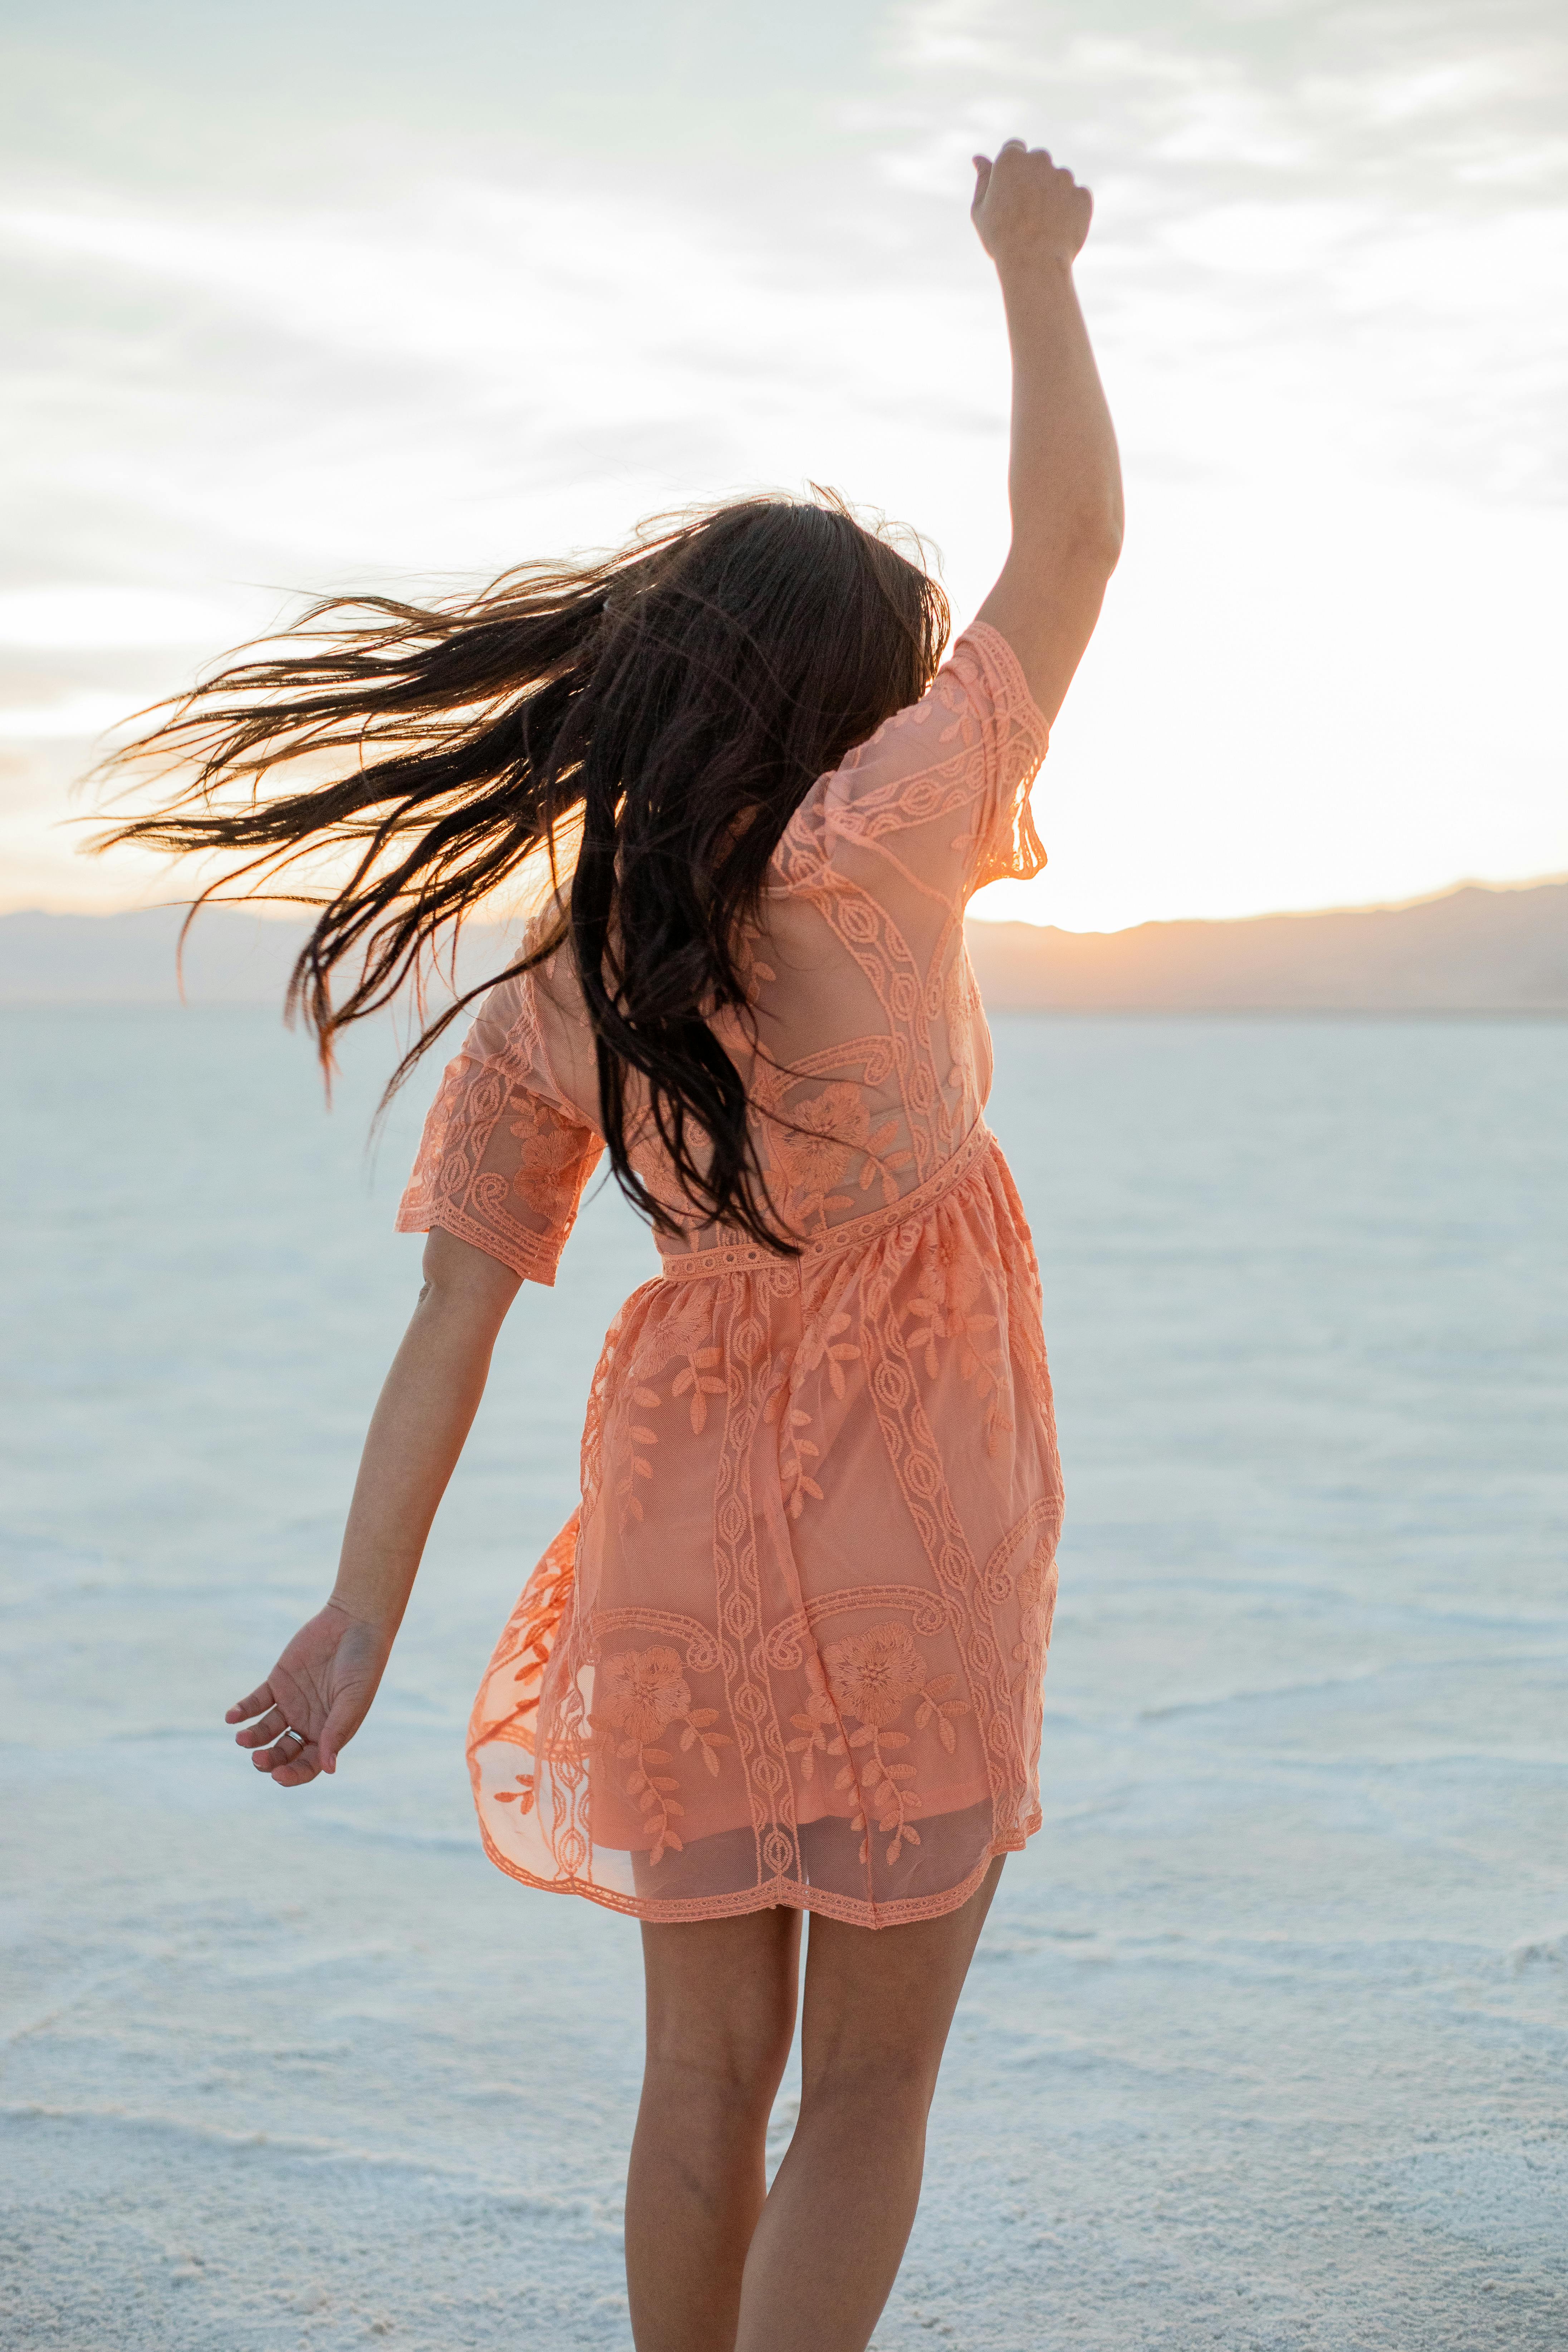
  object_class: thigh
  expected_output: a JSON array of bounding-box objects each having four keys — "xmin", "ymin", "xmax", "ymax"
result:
[
  {"xmin": 796, "ymin": 1798, "xmax": 996, "ymax": 1911},
  {"xmin": 640, "ymin": 1903, "xmax": 802, "ymax": 2080},
  {"xmin": 798, "ymin": 1856, "xmax": 1005, "ymax": 2098}
]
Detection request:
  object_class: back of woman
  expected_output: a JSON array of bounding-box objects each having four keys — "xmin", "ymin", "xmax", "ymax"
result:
[
  {"xmin": 102, "ymin": 140, "xmax": 1121, "ymax": 2352},
  {"xmin": 404, "ymin": 620, "xmax": 1060, "ymax": 1924}
]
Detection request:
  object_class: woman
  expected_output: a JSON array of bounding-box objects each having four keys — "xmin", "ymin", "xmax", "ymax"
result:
[{"xmin": 104, "ymin": 141, "xmax": 1120, "ymax": 2352}]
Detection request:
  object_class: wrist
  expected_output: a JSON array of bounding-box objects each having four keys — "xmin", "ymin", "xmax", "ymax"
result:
[
  {"xmin": 324, "ymin": 1590, "xmax": 400, "ymax": 1644},
  {"xmin": 995, "ymin": 249, "xmax": 1076, "ymax": 299}
]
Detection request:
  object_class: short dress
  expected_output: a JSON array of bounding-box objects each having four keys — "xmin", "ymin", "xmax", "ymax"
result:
[{"xmin": 397, "ymin": 621, "xmax": 1064, "ymax": 1929}]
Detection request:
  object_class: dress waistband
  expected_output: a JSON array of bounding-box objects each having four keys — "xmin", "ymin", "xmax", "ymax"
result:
[{"xmin": 656, "ymin": 1119, "xmax": 997, "ymax": 1283}]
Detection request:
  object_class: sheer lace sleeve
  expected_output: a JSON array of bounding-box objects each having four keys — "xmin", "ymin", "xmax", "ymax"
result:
[
  {"xmin": 957, "ymin": 623, "xmax": 1053, "ymax": 890},
  {"xmin": 782, "ymin": 621, "xmax": 1050, "ymax": 904},
  {"xmin": 395, "ymin": 974, "xmax": 603, "ymax": 1286}
]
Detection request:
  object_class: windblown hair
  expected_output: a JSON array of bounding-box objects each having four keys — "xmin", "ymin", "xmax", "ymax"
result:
[{"xmin": 93, "ymin": 493, "xmax": 950, "ymax": 1249}]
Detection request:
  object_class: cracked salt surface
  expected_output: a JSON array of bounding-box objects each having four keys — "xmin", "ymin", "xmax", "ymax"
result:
[{"xmin": 3, "ymin": 1007, "xmax": 1565, "ymax": 2348}]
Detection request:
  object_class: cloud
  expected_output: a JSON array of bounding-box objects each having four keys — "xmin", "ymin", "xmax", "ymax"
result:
[
  {"xmin": 874, "ymin": 0, "xmax": 1568, "ymax": 504},
  {"xmin": 2, "ymin": 0, "xmax": 1564, "ymax": 925},
  {"xmin": 0, "ymin": 587, "xmax": 249, "ymax": 651}
]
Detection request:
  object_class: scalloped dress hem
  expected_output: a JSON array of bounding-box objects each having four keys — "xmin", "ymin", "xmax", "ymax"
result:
[{"xmin": 469, "ymin": 1802, "xmax": 1043, "ymax": 1931}]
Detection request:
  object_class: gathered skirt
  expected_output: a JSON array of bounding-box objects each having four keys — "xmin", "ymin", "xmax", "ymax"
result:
[{"xmin": 467, "ymin": 1123, "xmax": 1064, "ymax": 1929}]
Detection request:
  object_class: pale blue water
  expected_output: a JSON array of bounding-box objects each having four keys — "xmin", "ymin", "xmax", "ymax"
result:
[{"xmin": 3, "ymin": 1008, "xmax": 1566, "ymax": 2349}]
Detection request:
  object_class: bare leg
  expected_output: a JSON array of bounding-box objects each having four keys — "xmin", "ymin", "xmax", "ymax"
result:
[
  {"xmin": 627, "ymin": 1904, "xmax": 801, "ymax": 2352},
  {"xmin": 734, "ymin": 1857, "xmax": 1005, "ymax": 2352}
]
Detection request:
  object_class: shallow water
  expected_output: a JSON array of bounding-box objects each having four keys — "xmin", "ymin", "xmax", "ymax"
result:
[{"xmin": 3, "ymin": 1008, "xmax": 1566, "ymax": 2350}]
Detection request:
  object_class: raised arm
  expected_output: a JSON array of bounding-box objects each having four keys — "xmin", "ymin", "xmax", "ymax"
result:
[{"xmin": 971, "ymin": 140, "xmax": 1123, "ymax": 724}]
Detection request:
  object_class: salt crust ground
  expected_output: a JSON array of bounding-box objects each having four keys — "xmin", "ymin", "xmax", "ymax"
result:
[{"xmin": 3, "ymin": 1009, "xmax": 1565, "ymax": 2349}]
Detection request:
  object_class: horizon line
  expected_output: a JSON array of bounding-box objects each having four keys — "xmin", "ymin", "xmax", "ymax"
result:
[{"xmin": 3, "ymin": 868, "xmax": 1565, "ymax": 940}]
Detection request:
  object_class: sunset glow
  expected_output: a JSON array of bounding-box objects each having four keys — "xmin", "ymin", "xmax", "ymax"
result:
[{"xmin": 3, "ymin": 0, "xmax": 1563, "ymax": 931}]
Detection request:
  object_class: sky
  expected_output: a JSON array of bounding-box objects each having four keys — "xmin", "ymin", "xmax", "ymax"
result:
[{"xmin": 2, "ymin": 0, "xmax": 1564, "ymax": 933}]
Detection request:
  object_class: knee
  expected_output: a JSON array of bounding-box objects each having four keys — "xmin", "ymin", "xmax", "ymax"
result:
[
  {"xmin": 798, "ymin": 2046, "xmax": 938, "ymax": 2133},
  {"xmin": 644, "ymin": 1995, "xmax": 796, "ymax": 2118}
]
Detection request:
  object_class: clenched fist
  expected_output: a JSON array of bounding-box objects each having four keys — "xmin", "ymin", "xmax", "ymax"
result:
[{"xmin": 971, "ymin": 140, "xmax": 1093, "ymax": 270}]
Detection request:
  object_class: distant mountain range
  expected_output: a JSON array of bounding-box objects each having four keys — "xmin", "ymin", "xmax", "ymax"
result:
[
  {"xmin": 2, "ymin": 878, "xmax": 1565, "ymax": 1012},
  {"xmin": 966, "ymin": 878, "xmax": 1568, "ymax": 1014}
]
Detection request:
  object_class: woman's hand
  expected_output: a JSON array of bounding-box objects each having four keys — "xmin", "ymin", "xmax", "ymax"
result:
[
  {"xmin": 971, "ymin": 139, "xmax": 1093, "ymax": 273},
  {"xmin": 226, "ymin": 1603, "xmax": 392, "ymax": 1786}
]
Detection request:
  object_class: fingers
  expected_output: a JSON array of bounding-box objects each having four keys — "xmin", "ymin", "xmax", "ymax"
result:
[
  {"xmin": 231, "ymin": 1691, "xmax": 326, "ymax": 1785},
  {"xmin": 985, "ymin": 138, "xmax": 1082, "ymax": 187},
  {"xmin": 266, "ymin": 1741, "xmax": 321, "ymax": 1789},
  {"xmin": 244, "ymin": 1700, "xmax": 359, "ymax": 1783},
  {"xmin": 251, "ymin": 1722, "xmax": 319, "ymax": 1780},
  {"xmin": 318, "ymin": 1694, "xmax": 363, "ymax": 1777},
  {"xmin": 234, "ymin": 1703, "xmax": 291, "ymax": 1750},
  {"xmin": 226, "ymin": 1680, "xmax": 275, "ymax": 1725}
]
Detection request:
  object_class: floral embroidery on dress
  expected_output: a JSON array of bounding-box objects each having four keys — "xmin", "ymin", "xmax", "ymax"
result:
[
  {"xmin": 618, "ymin": 1387, "xmax": 662, "ymax": 1527},
  {"xmin": 492, "ymin": 1770, "xmax": 537, "ymax": 1817},
  {"xmin": 613, "ymin": 1292, "xmax": 735, "ymax": 1523},
  {"xmin": 798, "ymin": 1304, "xmax": 861, "ymax": 1398},
  {"xmin": 899, "ymin": 1235, "xmax": 1012, "ymax": 1452},
  {"xmin": 396, "ymin": 1047, "xmax": 601, "ymax": 1285},
  {"xmin": 941, "ymin": 939, "xmax": 981, "ymax": 1123},
  {"xmin": 502, "ymin": 1090, "xmax": 593, "ymax": 1203},
  {"xmin": 769, "ymin": 1082, "xmax": 913, "ymax": 1234},
  {"xmin": 758, "ymin": 1286, "xmax": 868, "ymax": 1519},
  {"xmin": 591, "ymin": 1644, "xmax": 733, "ymax": 1867},
  {"xmin": 760, "ymin": 1300, "xmax": 860, "ymax": 1518},
  {"xmin": 786, "ymin": 1623, "xmax": 971, "ymax": 1867},
  {"xmin": 672, "ymin": 1344, "xmax": 724, "ymax": 1432},
  {"xmin": 769, "ymin": 1390, "xmax": 824, "ymax": 1519},
  {"xmin": 1011, "ymin": 1538, "xmax": 1059, "ymax": 1694}
]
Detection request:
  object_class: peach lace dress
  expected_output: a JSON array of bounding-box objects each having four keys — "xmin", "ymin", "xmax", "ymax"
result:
[{"xmin": 397, "ymin": 622, "xmax": 1064, "ymax": 1928}]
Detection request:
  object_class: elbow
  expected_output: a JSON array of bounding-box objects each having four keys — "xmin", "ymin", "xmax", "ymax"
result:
[
  {"xmin": 419, "ymin": 1226, "xmax": 523, "ymax": 1322},
  {"xmin": 1020, "ymin": 497, "xmax": 1122, "ymax": 584},
  {"xmin": 1076, "ymin": 491, "xmax": 1124, "ymax": 575}
]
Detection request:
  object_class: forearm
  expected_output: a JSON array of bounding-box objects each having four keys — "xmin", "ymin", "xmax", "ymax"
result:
[
  {"xmin": 969, "ymin": 141, "xmax": 1122, "ymax": 721},
  {"xmin": 998, "ymin": 258, "xmax": 1123, "ymax": 574},
  {"xmin": 225, "ymin": 1229, "xmax": 520, "ymax": 1784},
  {"xmin": 329, "ymin": 1235, "xmax": 520, "ymax": 1637}
]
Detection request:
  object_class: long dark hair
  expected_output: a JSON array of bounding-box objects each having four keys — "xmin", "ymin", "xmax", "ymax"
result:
[{"xmin": 93, "ymin": 492, "xmax": 950, "ymax": 1248}]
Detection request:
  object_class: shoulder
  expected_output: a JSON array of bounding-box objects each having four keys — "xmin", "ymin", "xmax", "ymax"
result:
[
  {"xmin": 772, "ymin": 626, "xmax": 1049, "ymax": 885},
  {"xmin": 836, "ymin": 624, "xmax": 1049, "ymax": 800},
  {"xmin": 931, "ymin": 625, "xmax": 1052, "ymax": 787}
]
